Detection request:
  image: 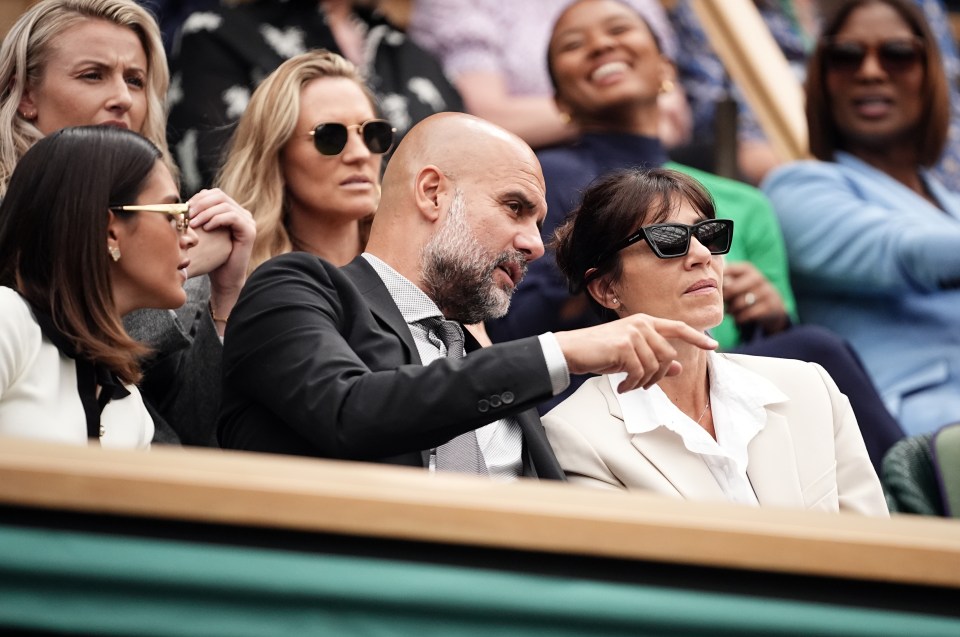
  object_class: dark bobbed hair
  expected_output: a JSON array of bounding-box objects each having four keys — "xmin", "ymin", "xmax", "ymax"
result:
[
  {"xmin": 545, "ymin": 0, "xmax": 662, "ymax": 94},
  {"xmin": 553, "ymin": 167, "xmax": 716, "ymax": 321},
  {"xmin": 806, "ymin": 0, "xmax": 950, "ymax": 165},
  {"xmin": 0, "ymin": 126, "xmax": 163, "ymax": 384}
]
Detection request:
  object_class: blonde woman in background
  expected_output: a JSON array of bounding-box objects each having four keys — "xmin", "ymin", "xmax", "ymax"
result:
[
  {"xmin": 218, "ymin": 50, "xmax": 394, "ymax": 271},
  {"xmin": 169, "ymin": 0, "xmax": 457, "ymax": 194},
  {"xmin": 0, "ymin": 0, "xmax": 255, "ymax": 445},
  {"xmin": 0, "ymin": 0, "xmax": 173, "ymax": 195}
]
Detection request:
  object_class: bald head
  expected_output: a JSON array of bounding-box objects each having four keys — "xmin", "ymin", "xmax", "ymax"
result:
[
  {"xmin": 378, "ymin": 113, "xmax": 540, "ymax": 210},
  {"xmin": 367, "ymin": 113, "xmax": 547, "ymax": 271}
]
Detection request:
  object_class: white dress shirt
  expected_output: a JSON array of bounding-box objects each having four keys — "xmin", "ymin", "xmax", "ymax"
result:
[
  {"xmin": 608, "ymin": 352, "xmax": 789, "ymax": 506},
  {"xmin": 362, "ymin": 254, "xmax": 568, "ymax": 479}
]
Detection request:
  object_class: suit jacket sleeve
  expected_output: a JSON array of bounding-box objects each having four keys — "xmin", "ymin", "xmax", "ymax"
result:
[
  {"xmin": 219, "ymin": 253, "xmax": 555, "ymax": 460},
  {"xmin": 763, "ymin": 160, "xmax": 960, "ymax": 295},
  {"xmin": 813, "ymin": 363, "xmax": 889, "ymax": 516}
]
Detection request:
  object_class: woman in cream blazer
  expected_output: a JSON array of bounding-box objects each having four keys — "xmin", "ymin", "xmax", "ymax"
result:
[
  {"xmin": 545, "ymin": 352, "xmax": 885, "ymax": 513},
  {"xmin": 545, "ymin": 167, "xmax": 887, "ymax": 516}
]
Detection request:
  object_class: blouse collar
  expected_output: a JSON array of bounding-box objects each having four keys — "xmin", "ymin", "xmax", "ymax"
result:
[{"xmin": 608, "ymin": 352, "xmax": 788, "ymax": 472}]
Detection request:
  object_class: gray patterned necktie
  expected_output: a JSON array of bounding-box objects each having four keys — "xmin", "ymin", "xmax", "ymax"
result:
[{"xmin": 421, "ymin": 317, "xmax": 488, "ymax": 476}]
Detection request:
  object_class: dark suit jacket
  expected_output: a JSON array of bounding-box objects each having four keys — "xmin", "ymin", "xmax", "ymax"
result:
[{"xmin": 218, "ymin": 253, "xmax": 564, "ymax": 480}]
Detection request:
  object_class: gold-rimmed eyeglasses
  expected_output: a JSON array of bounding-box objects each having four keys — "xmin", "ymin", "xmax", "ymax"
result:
[{"xmin": 110, "ymin": 203, "xmax": 192, "ymax": 235}]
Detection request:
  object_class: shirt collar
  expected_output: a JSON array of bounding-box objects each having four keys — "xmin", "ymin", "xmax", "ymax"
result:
[
  {"xmin": 609, "ymin": 353, "xmax": 788, "ymax": 465},
  {"xmin": 361, "ymin": 253, "xmax": 443, "ymax": 324}
]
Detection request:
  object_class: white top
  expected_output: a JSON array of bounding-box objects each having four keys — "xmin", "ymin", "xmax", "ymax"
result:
[
  {"xmin": 0, "ymin": 287, "xmax": 154, "ymax": 448},
  {"xmin": 608, "ymin": 353, "xmax": 789, "ymax": 506}
]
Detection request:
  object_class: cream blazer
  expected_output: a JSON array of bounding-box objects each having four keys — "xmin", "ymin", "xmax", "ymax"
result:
[{"xmin": 543, "ymin": 354, "xmax": 888, "ymax": 516}]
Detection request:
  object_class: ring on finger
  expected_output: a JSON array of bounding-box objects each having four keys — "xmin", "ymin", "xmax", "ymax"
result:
[{"xmin": 744, "ymin": 292, "xmax": 757, "ymax": 306}]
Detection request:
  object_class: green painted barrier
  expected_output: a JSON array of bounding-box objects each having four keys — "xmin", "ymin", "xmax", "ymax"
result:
[{"xmin": 0, "ymin": 524, "xmax": 957, "ymax": 636}]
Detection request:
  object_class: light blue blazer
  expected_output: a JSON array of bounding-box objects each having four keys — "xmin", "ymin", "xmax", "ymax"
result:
[{"xmin": 763, "ymin": 152, "xmax": 960, "ymax": 436}]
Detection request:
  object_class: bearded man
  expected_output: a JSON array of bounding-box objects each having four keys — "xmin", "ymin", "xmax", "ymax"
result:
[{"xmin": 218, "ymin": 113, "xmax": 716, "ymax": 478}]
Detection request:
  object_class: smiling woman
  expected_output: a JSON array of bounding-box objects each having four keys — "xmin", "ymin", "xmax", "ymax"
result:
[
  {"xmin": 543, "ymin": 167, "xmax": 887, "ymax": 516},
  {"xmin": 0, "ymin": 126, "xmax": 195, "ymax": 448},
  {"xmin": 762, "ymin": 0, "xmax": 960, "ymax": 437}
]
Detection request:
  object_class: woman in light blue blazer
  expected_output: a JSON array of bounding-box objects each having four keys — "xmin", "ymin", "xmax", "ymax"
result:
[{"xmin": 763, "ymin": 0, "xmax": 960, "ymax": 436}]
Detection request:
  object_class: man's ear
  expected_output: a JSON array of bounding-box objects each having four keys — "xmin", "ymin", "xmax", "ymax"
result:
[
  {"xmin": 586, "ymin": 273, "xmax": 621, "ymax": 312},
  {"xmin": 413, "ymin": 165, "xmax": 446, "ymax": 222}
]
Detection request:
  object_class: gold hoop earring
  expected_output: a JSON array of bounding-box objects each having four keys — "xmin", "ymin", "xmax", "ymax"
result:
[
  {"xmin": 659, "ymin": 79, "xmax": 675, "ymax": 94},
  {"xmin": 108, "ymin": 246, "xmax": 121, "ymax": 262}
]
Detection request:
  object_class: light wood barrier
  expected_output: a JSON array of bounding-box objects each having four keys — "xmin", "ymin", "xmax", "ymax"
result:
[
  {"xmin": 691, "ymin": 0, "xmax": 809, "ymax": 161},
  {"xmin": 0, "ymin": 436, "xmax": 958, "ymax": 588},
  {"xmin": 2, "ymin": 437, "xmax": 959, "ymax": 634}
]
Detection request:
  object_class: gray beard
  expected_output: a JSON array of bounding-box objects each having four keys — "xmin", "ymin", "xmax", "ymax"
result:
[{"xmin": 420, "ymin": 190, "xmax": 527, "ymax": 324}]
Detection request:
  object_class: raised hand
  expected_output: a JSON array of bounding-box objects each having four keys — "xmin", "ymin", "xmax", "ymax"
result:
[
  {"xmin": 554, "ymin": 314, "xmax": 717, "ymax": 393},
  {"xmin": 186, "ymin": 188, "xmax": 256, "ymax": 333},
  {"xmin": 722, "ymin": 261, "xmax": 789, "ymax": 334}
]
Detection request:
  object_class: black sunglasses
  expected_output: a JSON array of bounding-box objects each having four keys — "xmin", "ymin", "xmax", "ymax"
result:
[
  {"xmin": 308, "ymin": 119, "xmax": 396, "ymax": 156},
  {"xmin": 822, "ymin": 37, "xmax": 924, "ymax": 75},
  {"xmin": 589, "ymin": 219, "xmax": 734, "ymax": 279}
]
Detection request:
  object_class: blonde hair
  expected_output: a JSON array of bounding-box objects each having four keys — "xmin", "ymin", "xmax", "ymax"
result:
[
  {"xmin": 0, "ymin": 0, "xmax": 172, "ymax": 198},
  {"xmin": 216, "ymin": 49, "xmax": 375, "ymax": 273}
]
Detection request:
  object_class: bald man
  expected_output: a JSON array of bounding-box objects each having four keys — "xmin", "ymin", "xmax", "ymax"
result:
[{"xmin": 218, "ymin": 113, "xmax": 716, "ymax": 479}]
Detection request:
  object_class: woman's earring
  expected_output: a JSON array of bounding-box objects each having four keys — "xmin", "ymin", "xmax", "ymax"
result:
[
  {"xmin": 19, "ymin": 109, "xmax": 35, "ymax": 120},
  {"xmin": 659, "ymin": 79, "xmax": 675, "ymax": 94},
  {"xmin": 612, "ymin": 296, "xmax": 620, "ymax": 307},
  {"xmin": 108, "ymin": 246, "xmax": 121, "ymax": 262}
]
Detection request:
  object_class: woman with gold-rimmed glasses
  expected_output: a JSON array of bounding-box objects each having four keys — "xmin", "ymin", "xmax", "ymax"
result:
[
  {"xmin": 0, "ymin": 126, "xmax": 198, "ymax": 447},
  {"xmin": 218, "ymin": 50, "xmax": 394, "ymax": 271},
  {"xmin": 0, "ymin": 0, "xmax": 256, "ymax": 447}
]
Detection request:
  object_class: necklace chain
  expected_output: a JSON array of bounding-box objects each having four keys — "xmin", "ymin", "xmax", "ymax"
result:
[{"xmin": 694, "ymin": 400, "xmax": 711, "ymax": 425}]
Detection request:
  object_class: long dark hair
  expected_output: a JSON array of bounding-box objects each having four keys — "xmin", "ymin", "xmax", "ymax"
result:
[
  {"xmin": 805, "ymin": 0, "xmax": 950, "ymax": 165},
  {"xmin": 553, "ymin": 167, "xmax": 716, "ymax": 321},
  {"xmin": 0, "ymin": 126, "xmax": 162, "ymax": 383}
]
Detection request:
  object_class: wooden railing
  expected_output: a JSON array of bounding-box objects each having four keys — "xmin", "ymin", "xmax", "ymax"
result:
[{"xmin": 0, "ymin": 436, "xmax": 957, "ymax": 589}]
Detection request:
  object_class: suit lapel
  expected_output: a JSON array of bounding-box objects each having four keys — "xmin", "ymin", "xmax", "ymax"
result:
[
  {"xmin": 341, "ymin": 257, "xmax": 426, "ymax": 468},
  {"xmin": 598, "ymin": 380, "xmax": 727, "ymax": 501},
  {"xmin": 746, "ymin": 409, "xmax": 804, "ymax": 508},
  {"xmin": 341, "ymin": 257, "xmax": 420, "ymax": 364}
]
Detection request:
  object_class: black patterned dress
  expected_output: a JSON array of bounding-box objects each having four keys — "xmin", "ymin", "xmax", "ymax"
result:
[{"xmin": 166, "ymin": 0, "xmax": 463, "ymax": 194}]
